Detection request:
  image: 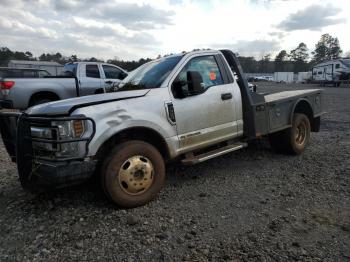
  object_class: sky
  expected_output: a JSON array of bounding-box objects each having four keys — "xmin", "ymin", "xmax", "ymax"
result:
[{"xmin": 0, "ymin": 0, "xmax": 349, "ymax": 61}]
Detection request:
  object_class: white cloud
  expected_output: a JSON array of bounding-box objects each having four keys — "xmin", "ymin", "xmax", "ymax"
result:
[
  {"xmin": 0, "ymin": 0, "xmax": 349, "ymax": 60},
  {"xmin": 278, "ymin": 4, "xmax": 346, "ymax": 31}
]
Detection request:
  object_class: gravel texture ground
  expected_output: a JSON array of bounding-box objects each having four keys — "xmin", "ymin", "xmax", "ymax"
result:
[{"xmin": 0, "ymin": 83, "xmax": 349, "ymax": 261}]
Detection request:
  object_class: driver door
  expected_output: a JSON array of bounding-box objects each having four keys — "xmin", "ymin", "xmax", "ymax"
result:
[{"xmin": 170, "ymin": 55, "xmax": 238, "ymax": 152}]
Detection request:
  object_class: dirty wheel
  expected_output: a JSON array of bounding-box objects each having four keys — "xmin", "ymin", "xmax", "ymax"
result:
[
  {"xmin": 101, "ymin": 140, "xmax": 165, "ymax": 208},
  {"xmin": 269, "ymin": 113, "xmax": 310, "ymax": 155},
  {"xmin": 289, "ymin": 113, "xmax": 310, "ymax": 154}
]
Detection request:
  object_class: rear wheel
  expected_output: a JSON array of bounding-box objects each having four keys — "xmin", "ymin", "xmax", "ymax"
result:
[
  {"xmin": 32, "ymin": 98, "xmax": 52, "ymax": 106},
  {"xmin": 269, "ymin": 113, "xmax": 310, "ymax": 155},
  {"xmin": 29, "ymin": 95, "xmax": 57, "ymax": 107},
  {"xmin": 101, "ymin": 140, "xmax": 165, "ymax": 208}
]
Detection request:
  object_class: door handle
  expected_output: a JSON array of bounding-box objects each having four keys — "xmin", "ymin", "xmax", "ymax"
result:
[{"xmin": 221, "ymin": 93, "xmax": 232, "ymax": 100}]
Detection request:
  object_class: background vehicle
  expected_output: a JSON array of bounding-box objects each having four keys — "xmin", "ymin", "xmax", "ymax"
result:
[
  {"xmin": 312, "ymin": 58, "xmax": 350, "ymax": 86},
  {"xmin": 232, "ymin": 74, "xmax": 256, "ymax": 92},
  {"xmin": 0, "ymin": 49, "xmax": 323, "ymax": 208},
  {"xmin": 0, "ymin": 67, "xmax": 51, "ymax": 78},
  {"xmin": 248, "ymin": 82, "xmax": 257, "ymax": 92},
  {"xmin": 247, "ymin": 76, "xmax": 273, "ymax": 82},
  {"xmin": 0, "ymin": 62, "xmax": 128, "ymax": 109}
]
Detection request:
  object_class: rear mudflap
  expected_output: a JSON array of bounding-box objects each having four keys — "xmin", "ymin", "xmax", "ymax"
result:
[{"xmin": 0, "ymin": 112, "xmax": 21, "ymax": 162}]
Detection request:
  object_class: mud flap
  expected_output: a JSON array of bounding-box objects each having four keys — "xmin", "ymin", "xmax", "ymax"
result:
[{"xmin": 0, "ymin": 112, "xmax": 21, "ymax": 162}]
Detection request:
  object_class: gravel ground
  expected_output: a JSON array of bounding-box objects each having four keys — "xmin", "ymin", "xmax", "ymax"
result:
[{"xmin": 0, "ymin": 83, "xmax": 349, "ymax": 261}]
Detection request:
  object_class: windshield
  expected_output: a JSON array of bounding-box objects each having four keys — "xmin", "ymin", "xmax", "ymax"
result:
[{"xmin": 117, "ymin": 55, "xmax": 183, "ymax": 91}]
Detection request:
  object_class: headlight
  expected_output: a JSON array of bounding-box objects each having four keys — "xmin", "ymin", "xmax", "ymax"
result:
[
  {"xmin": 31, "ymin": 126, "xmax": 53, "ymax": 139},
  {"xmin": 31, "ymin": 119, "xmax": 94, "ymax": 159},
  {"xmin": 52, "ymin": 120, "xmax": 91, "ymax": 138}
]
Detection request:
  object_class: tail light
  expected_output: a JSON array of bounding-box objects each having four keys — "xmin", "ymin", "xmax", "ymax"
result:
[
  {"xmin": 1, "ymin": 81, "xmax": 15, "ymax": 96},
  {"xmin": 1, "ymin": 81, "xmax": 15, "ymax": 90}
]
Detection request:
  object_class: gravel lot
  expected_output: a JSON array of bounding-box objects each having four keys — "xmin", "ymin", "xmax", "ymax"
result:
[{"xmin": 0, "ymin": 83, "xmax": 349, "ymax": 261}]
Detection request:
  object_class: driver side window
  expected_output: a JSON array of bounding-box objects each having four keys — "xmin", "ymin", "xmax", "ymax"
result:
[{"xmin": 173, "ymin": 55, "xmax": 223, "ymax": 97}]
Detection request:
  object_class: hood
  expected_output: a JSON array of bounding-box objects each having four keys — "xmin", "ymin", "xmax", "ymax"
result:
[{"xmin": 26, "ymin": 89, "xmax": 150, "ymax": 116}]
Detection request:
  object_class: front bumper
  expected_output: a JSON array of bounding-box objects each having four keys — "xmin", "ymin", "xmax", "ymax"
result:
[
  {"xmin": 29, "ymin": 159, "xmax": 97, "ymax": 189},
  {"xmin": 0, "ymin": 112, "xmax": 97, "ymax": 190}
]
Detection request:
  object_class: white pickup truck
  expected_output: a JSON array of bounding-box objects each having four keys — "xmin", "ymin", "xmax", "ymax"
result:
[
  {"xmin": 0, "ymin": 62, "xmax": 128, "ymax": 109},
  {"xmin": 0, "ymin": 50, "xmax": 323, "ymax": 208}
]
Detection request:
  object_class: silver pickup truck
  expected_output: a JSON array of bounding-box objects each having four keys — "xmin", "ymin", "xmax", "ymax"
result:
[
  {"xmin": 0, "ymin": 62, "xmax": 127, "ymax": 109},
  {"xmin": 0, "ymin": 50, "xmax": 323, "ymax": 208}
]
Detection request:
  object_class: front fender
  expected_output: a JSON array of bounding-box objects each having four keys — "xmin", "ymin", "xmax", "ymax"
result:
[
  {"xmin": 90, "ymin": 120, "xmax": 172, "ymax": 156},
  {"xmin": 72, "ymin": 101, "xmax": 177, "ymax": 156}
]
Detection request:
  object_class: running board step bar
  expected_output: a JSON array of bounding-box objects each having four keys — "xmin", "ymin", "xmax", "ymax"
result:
[{"xmin": 181, "ymin": 142, "xmax": 247, "ymax": 165}]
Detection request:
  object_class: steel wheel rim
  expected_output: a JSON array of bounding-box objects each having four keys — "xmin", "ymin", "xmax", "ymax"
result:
[
  {"xmin": 118, "ymin": 155, "xmax": 154, "ymax": 195},
  {"xmin": 295, "ymin": 120, "xmax": 307, "ymax": 145}
]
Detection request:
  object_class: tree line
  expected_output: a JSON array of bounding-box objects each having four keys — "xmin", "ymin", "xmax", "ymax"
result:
[
  {"xmin": 239, "ymin": 33, "xmax": 345, "ymax": 73},
  {"xmin": 0, "ymin": 33, "xmax": 347, "ymax": 73},
  {"xmin": 0, "ymin": 48, "xmax": 152, "ymax": 72}
]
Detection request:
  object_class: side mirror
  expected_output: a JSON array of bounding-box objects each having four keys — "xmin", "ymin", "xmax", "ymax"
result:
[
  {"xmin": 172, "ymin": 79, "xmax": 188, "ymax": 98},
  {"xmin": 187, "ymin": 71, "xmax": 204, "ymax": 94},
  {"xmin": 172, "ymin": 71, "xmax": 204, "ymax": 99}
]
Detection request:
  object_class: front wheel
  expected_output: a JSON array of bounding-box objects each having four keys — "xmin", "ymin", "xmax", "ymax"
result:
[
  {"xmin": 101, "ymin": 140, "xmax": 165, "ymax": 208},
  {"xmin": 269, "ymin": 113, "xmax": 311, "ymax": 155}
]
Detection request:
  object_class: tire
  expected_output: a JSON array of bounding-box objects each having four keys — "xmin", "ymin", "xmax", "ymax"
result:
[
  {"xmin": 269, "ymin": 113, "xmax": 311, "ymax": 155},
  {"xmin": 101, "ymin": 140, "xmax": 165, "ymax": 208}
]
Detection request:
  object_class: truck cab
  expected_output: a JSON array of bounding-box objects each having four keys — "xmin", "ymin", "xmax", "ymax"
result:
[{"xmin": 63, "ymin": 62, "xmax": 128, "ymax": 94}]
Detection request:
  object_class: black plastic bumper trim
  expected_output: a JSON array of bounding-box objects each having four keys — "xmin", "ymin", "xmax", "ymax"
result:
[{"xmin": 0, "ymin": 100, "xmax": 14, "ymax": 109}]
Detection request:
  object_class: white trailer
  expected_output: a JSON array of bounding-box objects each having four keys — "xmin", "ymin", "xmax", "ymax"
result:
[
  {"xmin": 311, "ymin": 59, "xmax": 350, "ymax": 87},
  {"xmin": 274, "ymin": 72, "xmax": 294, "ymax": 83}
]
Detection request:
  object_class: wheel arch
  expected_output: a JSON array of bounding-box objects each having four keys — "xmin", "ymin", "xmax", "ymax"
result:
[
  {"xmin": 95, "ymin": 126, "xmax": 171, "ymax": 163},
  {"xmin": 291, "ymin": 99, "xmax": 318, "ymax": 132},
  {"xmin": 28, "ymin": 91, "xmax": 60, "ymax": 107}
]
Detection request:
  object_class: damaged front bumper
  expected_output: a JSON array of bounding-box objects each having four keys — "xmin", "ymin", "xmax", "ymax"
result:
[
  {"xmin": 28, "ymin": 159, "xmax": 97, "ymax": 188},
  {"xmin": 0, "ymin": 112, "xmax": 97, "ymax": 190}
]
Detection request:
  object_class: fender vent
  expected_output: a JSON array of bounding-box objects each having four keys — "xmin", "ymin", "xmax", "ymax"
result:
[{"xmin": 166, "ymin": 102, "xmax": 176, "ymax": 123}]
